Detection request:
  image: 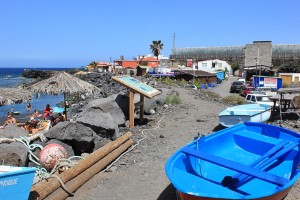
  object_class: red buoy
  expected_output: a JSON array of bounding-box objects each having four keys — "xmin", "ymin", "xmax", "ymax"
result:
[{"xmin": 39, "ymin": 143, "xmax": 68, "ymax": 171}]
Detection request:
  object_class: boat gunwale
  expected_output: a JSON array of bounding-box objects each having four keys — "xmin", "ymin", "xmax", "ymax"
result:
[{"xmin": 219, "ymin": 107, "xmax": 271, "ymax": 118}]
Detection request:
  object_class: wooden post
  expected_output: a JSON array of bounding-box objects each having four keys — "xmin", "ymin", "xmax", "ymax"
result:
[
  {"xmin": 129, "ymin": 89, "xmax": 134, "ymax": 128},
  {"xmin": 139, "ymin": 95, "xmax": 144, "ymax": 123}
]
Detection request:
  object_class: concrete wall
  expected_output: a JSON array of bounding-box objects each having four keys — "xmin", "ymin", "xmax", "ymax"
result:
[{"xmin": 245, "ymin": 41, "xmax": 272, "ymax": 67}]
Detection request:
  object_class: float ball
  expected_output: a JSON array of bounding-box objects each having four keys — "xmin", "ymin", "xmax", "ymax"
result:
[{"xmin": 39, "ymin": 143, "xmax": 68, "ymax": 171}]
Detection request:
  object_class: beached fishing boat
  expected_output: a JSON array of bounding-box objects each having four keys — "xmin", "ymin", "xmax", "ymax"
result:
[
  {"xmin": 0, "ymin": 166, "xmax": 36, "ymax": 200},
  {"xmin": 165, "ymin": 122, "xmax": 300, "ymax": 200},
  {"xmin": 219, "ymin": 103, "xmax": 271, "ymax": 127}
]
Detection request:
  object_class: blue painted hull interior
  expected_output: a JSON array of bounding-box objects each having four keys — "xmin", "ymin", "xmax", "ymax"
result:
[
  {"xmin": 0, "ymin": 166, "xmax": 36, "ymax": 200},
  {"xmin": 165, "ymin": 122, "xmax": 300, "ymax": 199}
]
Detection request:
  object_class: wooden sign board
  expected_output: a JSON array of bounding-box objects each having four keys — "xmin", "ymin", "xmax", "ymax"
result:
[{"xmin": 112, "ymin": 75, "xmax": 161, "ymax": 98}]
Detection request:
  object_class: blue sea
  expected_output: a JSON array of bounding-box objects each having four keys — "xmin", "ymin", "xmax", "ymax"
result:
[{"xmin": 0, "ymin": 68, "xmax": 72, "ymax": 118}]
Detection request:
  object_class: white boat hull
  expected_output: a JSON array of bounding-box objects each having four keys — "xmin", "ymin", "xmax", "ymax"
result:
[{"xmin": 219, "ymin": 104, "xmax": 271, "ymax": 127}]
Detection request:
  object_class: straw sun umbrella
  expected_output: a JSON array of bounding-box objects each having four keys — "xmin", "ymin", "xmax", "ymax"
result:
[
  {"xmin": 26, "ymin": 71, "xmax": 100, "ymax": 120},
  {"xmin": 0, "ymin": 88, "xmax": 32, "ymax": 106}
]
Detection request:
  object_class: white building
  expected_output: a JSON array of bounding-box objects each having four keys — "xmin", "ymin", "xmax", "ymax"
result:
[{"xmin": 193, "ymin": 59, "xmax": 232, "ymax": 75}]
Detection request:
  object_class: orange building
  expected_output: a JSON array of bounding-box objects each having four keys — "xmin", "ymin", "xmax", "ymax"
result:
[
  {"xmin": 114, "ymin": 60, "xmax": 139, "ymax": 69},
  {"xmin": 114, "ymin": 56, "xmax": 159, "ymax": 69}
]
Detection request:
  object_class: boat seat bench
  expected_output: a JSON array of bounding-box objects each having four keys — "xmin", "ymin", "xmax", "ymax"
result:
[{"xmin": 181, "ymin": 147, "xmax": 290, "ymax": 186}]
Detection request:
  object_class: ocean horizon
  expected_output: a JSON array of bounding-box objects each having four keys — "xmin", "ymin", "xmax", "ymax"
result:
[{"xmin": 0, "ymin": 67, "xmax": 75, "ymax": 118}]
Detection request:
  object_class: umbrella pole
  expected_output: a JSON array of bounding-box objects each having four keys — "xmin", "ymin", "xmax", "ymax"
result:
[{"xmin": 64, "ymin": 93, "xmax": 68, "ymax": 121}]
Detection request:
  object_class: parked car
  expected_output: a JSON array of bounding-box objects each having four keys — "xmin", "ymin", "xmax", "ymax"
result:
[
  {"xmin": 240, "ymin": 86, "xmax": 255, "ymax": 97},
  {"xmin": 230, "ymin": 81, "xmax": 244, "ymax": 93},
  {"xmin": 245, "ymin": 93, "xmax": 275, "ymax": 107},
  {"xmin": 237, "ymin": 78, "xmax": 246, "ymax": 84}
]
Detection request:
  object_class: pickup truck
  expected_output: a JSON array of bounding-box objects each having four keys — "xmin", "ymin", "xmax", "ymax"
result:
[{"xmin": 245, "ymin": 93, "xmax": 275, "ymax": 107}]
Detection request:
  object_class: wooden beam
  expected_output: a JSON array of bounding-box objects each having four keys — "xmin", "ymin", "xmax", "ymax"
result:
[
  {"xmin": 30, "ymin": 132, "xmax": 132, "ymax": 199},
  {"xmin": 45, "ymin": 139, "xmax": 134, "ymax": 200}
]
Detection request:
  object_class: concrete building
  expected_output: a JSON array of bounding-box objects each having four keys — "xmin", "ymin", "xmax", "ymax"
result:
[{"xmin": 194, "ymin": 59, "xmax": 232, "ymax": 75}]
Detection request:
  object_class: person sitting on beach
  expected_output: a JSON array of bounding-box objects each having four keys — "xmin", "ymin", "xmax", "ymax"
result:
[
  {"xmin": 21, "ymin": 120, "xmax": 36, "ymax": 134},
  {"xmin": 3, "ymin": 113, "xmax": 17, "ymax": 127},
  {"xmin": 52, "ymin": 112, "xmax": 66, "ymax": 126},
  {"xmin": 43, "ymin": 104, "xmax": 53, "ymax": 120},
  {"xmin": 62, "ymin": 111, "xmax": 66, "ymax": 121},
  {"xmin": 30, "ymin": 120, "xmax": 51, "ymax": 135},
  {"xmin": 32, "ymin": 109, "xmax": 42, "ymax": 119}
]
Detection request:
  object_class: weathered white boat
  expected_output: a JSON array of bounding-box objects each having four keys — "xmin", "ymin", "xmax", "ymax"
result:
[
  {"xmin": 0, "ymin": 166, "xmax": 36, "ymax": 200},
  {"xmin": 219, "ymin": 104, "xmax": 271, "ymax": 127}
]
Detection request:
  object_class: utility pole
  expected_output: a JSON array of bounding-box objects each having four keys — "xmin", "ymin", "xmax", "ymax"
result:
[
  {"xmin": 257, "ymin": 48, "xmax": 259, "ymax": 87},
  {"xmin": 193, "ymin": 59, "xmax": 195, "ymax": 85}
]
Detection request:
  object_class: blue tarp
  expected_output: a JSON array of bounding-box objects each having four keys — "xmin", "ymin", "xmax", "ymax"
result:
[{"xmin": 215, "ymin": 71, "xmax": 225, "ymax": 80}]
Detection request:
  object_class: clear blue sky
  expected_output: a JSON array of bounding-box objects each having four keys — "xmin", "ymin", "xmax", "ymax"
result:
[{"xmin": 1, "ymin": 0, "xmax": 299, "ymax": 68}]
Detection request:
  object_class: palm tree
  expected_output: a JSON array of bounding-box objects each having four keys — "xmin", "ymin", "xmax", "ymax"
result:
[
  {"xmin": 150, "ymin": 40, "xmax": 164, "ymax": 70},
  {"xmin": 89, "ymin": 61, "xmax": 98, "ymax": 71}
]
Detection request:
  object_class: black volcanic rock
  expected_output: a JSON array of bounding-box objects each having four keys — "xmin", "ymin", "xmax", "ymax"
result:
[{"xmin": 22, "ymin": 69, "xmax": 53, "ymax": 79}]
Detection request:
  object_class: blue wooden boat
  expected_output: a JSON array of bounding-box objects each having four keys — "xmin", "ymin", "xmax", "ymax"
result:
[
  {"xmin": 165, "ymin": 122, "xmax": 300, "ymax": 200},
  {"xmin": 0, "ymin": 166, "xmax": 36, "ymax": 200},
  {"xmin": 219, "ymin": 104, "xmax": 271, "ymax": 127}
]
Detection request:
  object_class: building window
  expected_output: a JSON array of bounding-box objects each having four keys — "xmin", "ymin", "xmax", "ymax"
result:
[{"xmin": 202, "ymin": 63, "xmax": 207, "ymax": 67}]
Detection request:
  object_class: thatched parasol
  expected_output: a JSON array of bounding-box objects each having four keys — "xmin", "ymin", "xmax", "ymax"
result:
[
  {"xmin": 26, "ymin": 71, "xmax": 100, "ymax": 120},
  {"xmin": 0, "ymin": 88, "xmax": 32, "ymax": 106}
]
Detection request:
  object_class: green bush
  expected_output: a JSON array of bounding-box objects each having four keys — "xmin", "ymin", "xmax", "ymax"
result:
[
  {"xmin": 222, "ymin": 95, "xmax": 245, "ymax": 105},
  {"xmin": 193, "ymin": 79, "xmax": 201, "ymax": 88},
  {"xmin": 165, "ymin": 94, "xmax": 181, "ymax": 105},
  {"xmin": 164, "ymin": 76, "xmax": 174, "ymax": 86},
  {"xmin": 181, "ymin": 79, "xmax": 187, "ymax": 86},
  {"xmin": 203, "ymin": 91, "xmax": 221, "ymax": 99}
]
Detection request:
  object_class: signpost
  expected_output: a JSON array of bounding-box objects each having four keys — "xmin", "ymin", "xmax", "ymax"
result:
[{"xmin": 112, "ymin": 75, "xmax": 161, "ymax": 128}]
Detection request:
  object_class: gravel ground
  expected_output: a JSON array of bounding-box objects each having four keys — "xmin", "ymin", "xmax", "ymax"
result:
[{"xmin": 65, "ymin": 77, "xmax": 300, "ymax": 200}]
